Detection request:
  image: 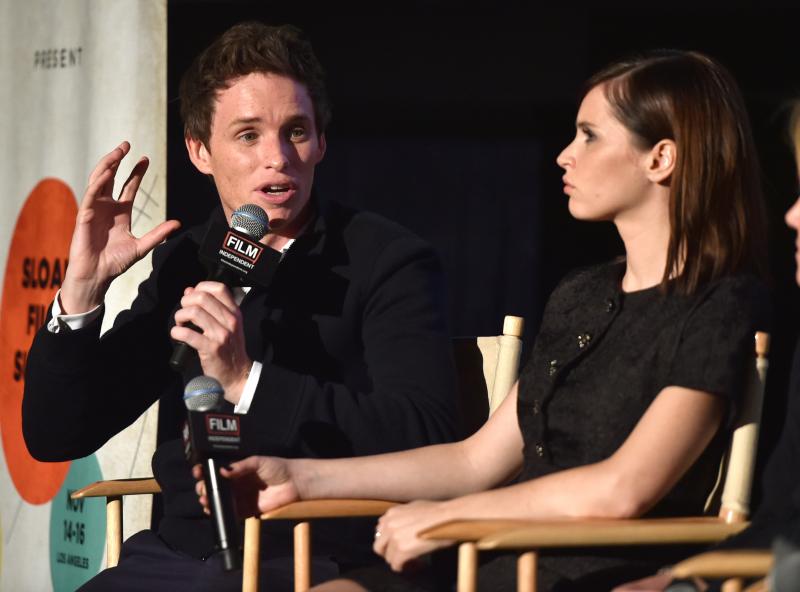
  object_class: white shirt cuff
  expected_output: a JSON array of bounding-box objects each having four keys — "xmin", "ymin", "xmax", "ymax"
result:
[
  {"xmin": 47, "ymin": 289, "xmax": 104, "ymax": 333},
  {"xmin": 234, "ymin": 361, "xmax": 262, "ymax": 414}
]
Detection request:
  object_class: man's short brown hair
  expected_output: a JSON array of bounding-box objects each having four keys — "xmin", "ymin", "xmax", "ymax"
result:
[{"xmin": 179, "ymin": 21, "xmax": 331, "ymax": 147}]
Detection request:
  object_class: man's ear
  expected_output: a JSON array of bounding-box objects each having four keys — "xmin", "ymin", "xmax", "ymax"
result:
[
  {"xmin": 185, "ymin": 136, "xmax": 213, "ymax": 175},
  {"xmin": 646, "ymin": 139, "xmax": 676, "ymax": 184}
]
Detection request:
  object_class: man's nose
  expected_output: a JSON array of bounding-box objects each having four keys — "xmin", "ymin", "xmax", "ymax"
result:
[{"xmin": 262, "ymin": 137, "xmax": 290, "ymax": 171}]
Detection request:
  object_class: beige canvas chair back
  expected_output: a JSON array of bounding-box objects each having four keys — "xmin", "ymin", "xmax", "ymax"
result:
[
  {"xmin": 708, "ymin": 331, "xmax": 770, "ymax": 523},
  {"xmin": 452, "ymin": 315, "xmax": 524, "ymax": 436}
]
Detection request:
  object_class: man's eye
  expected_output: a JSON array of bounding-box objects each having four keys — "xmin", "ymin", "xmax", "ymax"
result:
[
  {"xmin": 239, "ymin": 132, "xmax": 258, "ymax": 143},
  {"xmin": 289, "ymin": 127, "xmax": 307, "ymax": 141}
]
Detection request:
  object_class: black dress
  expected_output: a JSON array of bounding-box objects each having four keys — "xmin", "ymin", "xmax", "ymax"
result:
[{"xmin": 349, "ymin": 260, "xmax": 770, "ymax": 591}]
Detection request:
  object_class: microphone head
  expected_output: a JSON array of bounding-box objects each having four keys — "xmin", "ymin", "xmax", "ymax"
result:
[
  {"xmin": 231, "ymin": 204, "xmax": 269, "ymax": 240},
  {"xmin": 183, "ymin": 375, "xmax": 224, "ymax": 412}
]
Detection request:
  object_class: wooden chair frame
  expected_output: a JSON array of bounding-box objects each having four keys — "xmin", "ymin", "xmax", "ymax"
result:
[
  {"xmin": 418, "ymin": 331, "xmax": 770, "ymax": 592},
  {"xmin": 72, "ymin": 315, "xmax": 525, "ymax": 592},
  {"xmin": 670, "ymin": 549, "xmax": 772, "ymax": 591},
  {"xmin": 671, "ymin": 549, "xmax": 773, "ymax": 579}
]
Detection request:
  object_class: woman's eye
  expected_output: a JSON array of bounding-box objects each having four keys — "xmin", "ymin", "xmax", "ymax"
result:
[{"xmin": 581, "ymin": 127, "xmax": 596, "ymax": 142}]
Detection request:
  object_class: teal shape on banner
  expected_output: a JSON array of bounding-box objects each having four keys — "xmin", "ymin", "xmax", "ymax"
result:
[{"xmin": 49, "ymin": 455, "xmax": 105, "ymax": 591}]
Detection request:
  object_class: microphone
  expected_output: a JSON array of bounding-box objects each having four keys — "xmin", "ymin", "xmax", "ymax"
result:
[
  {"xmin": 208, "ymin": 204, "xmax": 271, "ymax": 283},
  {"xmin": 183, "ymin": 375, "xmax": 242, "ymax": 571},
  {"xmin": 170, "ymin": 204, "xmax": 274, "ymax": 371}
]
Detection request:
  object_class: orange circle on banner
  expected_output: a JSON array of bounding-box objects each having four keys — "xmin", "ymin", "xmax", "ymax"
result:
[{"xmin": 0, "ymin": 178, "xmax": 77, "ymax": 504}]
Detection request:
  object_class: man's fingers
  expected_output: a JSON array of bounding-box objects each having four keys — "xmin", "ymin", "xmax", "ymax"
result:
[
  {"xmin": 80, "ymin": 167, "xmax": 116, "ymax": 210},
  {"xmin": 87, "ymin": 141, "xmax": 130, "ymax": 186},
  {"xmin": 191, "ymin": 282, "xmax": 239, "ymax": 313},
  {"xmin": 81, "ymin": 142, "xmax": 138, "ymax": 211},
  {"xmin": 173, "ymin": 302, "xmax": 229, "ymax": 344},
  {"xmin": 170, "ymin": 323, "xmax": 205, "ymax": 351},
  {"xmin": 176, "ymin": 289, "xmax": 239, "ymax": 331},
  {"xmin": 135, "ymin": 220, "xmax": 181, "ymax": 257},
  {"xmin": 118, "ymin": 156, "xmax": 149, "ymax": 203}
]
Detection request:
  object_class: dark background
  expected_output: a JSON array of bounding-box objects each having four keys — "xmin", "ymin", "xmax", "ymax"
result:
[{"xmin": 167, "ymin": 1, "xmax": 800, "ymax": 508}]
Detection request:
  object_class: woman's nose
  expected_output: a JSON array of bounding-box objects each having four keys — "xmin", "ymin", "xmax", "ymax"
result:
[
  {"xmin": 556, "ymin": 143, "xmax": 574, "ymax": 170},
  {"xmin": 785, "ymin": 196, "xmax": 800, "ymax": 230}
]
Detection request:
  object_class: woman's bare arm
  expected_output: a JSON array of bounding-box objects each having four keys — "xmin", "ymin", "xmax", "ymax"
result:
[{"xmin": 205, "ymin": 383, "xmax": 526, "ymax": 513}]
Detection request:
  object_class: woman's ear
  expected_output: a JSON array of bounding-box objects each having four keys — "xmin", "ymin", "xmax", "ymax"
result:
[
  {"xmin": 185, "ymin": 136, "xmax": 213, "ymax": 175},
  {"xmin": 646, "ymin": 139, "xmax": 676, "ymax": 184}
]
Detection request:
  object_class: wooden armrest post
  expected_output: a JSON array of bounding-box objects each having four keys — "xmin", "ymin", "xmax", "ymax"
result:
[
  {"xmin": 457, "ymin": 542, "xmax": 478, "ymax": 592},
  {"xmin": 253, "ymin": 499, "xmax": 393, "ymax": 591},
  {"xmin": 721, "ymin": 579, "xmax": 744, "ymax": 592},
  {"xmin": 106, "ymin": 495, "xmax": 123, "ymax": 568},
  {"xmin": 242, "ymin": 516, "xmax": 261, "ymax": 592},
  {"xmin": 70, "ymin": 478, "xmax": 162, "ymax": 571},
  {"xmin": 517, "ymin": 552, "xmax": 537, "ymax": 592},
  {"xmin": 742, "ymin": 578, "xmax": 768, "ymax": 592},
  {"xmin": 294, "ymin": 521, "xmax": 311, "ymax": 592}
]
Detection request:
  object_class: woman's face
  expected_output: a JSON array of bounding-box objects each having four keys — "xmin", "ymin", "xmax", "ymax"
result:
[
  {"xmin": 557, "ymin": 84, "xmax": 653, "ymax": 223},
  {"xmin": 785, "ymin": 194, "xmax": 800, "ymax": 286}
]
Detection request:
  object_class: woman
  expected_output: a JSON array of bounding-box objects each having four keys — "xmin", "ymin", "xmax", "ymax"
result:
[{"xmin": 197, "ymin": 50, "xmax": 770, "ymax": 590}]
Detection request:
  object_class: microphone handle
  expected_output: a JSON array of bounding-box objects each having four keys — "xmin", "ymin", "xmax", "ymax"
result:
[
  {"xmin": 204, "ymin": 456, "xmax": 241, "ymax": 571},
  {"xmin": 169, "ymin": 326, "xmax": 201, "ymax": 371}
]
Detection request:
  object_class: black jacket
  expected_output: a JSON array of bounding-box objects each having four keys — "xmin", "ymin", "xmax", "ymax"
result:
[{"xmin": 23, "ymin": 199, "xmax": 458, "ymax": 560}]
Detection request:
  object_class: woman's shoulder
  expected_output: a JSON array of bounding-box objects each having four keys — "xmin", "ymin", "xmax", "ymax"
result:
[
  {"xmin": 679, "ymin": 272, "xmax": 772, "ymax": 335},
  {"xmin": 691, "ymin": 272, "xmax": 770, "ymax": 313}
]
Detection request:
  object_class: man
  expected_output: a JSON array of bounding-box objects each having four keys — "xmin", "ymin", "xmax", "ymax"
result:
[{"xmin": 22, "ymin": 22, "xmax": 458, "ymax": 591}]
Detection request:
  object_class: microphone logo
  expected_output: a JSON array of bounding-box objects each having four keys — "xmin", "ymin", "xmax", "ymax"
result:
[
  {"xmin": 194, "ymin": 203, "xmax": 282, "ymax": 289},
  {"xmin": 221, "ymin": 232, "xmax": 263, "ymax": 268},
  {"xmin": 206, "ymin": 415, "xmax": 240, "ymax": 435}
]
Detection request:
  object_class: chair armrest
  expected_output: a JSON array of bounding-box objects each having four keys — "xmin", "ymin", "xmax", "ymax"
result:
[
  {"xmin": 417, "ymin": 519, "xmax": 538, "ymax": 542},
  {"xmin": 419, "ymin": 517, "xmax": 748, "ymax": 549},
  {"xmin": 70, "ymin": 477, "xmax": 161, "ymax": 499},
  {"xmin": 260, "ymin": 499, "xmax": 395, "ymax": 520},
  {"xmin": 69, "ymin": 477, "xmax": 161, "ymax": 570},
  {"xmin": 670, "ymin": 550, "xmax": 773, "ymax": 579}
]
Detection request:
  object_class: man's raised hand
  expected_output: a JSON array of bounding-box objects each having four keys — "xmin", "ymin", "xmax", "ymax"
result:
[{"xmin": 60, "ymin": 141, "xmax": 181, "ymax": 314}]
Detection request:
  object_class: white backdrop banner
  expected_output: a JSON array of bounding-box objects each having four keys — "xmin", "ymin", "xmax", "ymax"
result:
[{"xmin": 0, "ymin": 1, "xmax": 166, "ymax": 589}]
